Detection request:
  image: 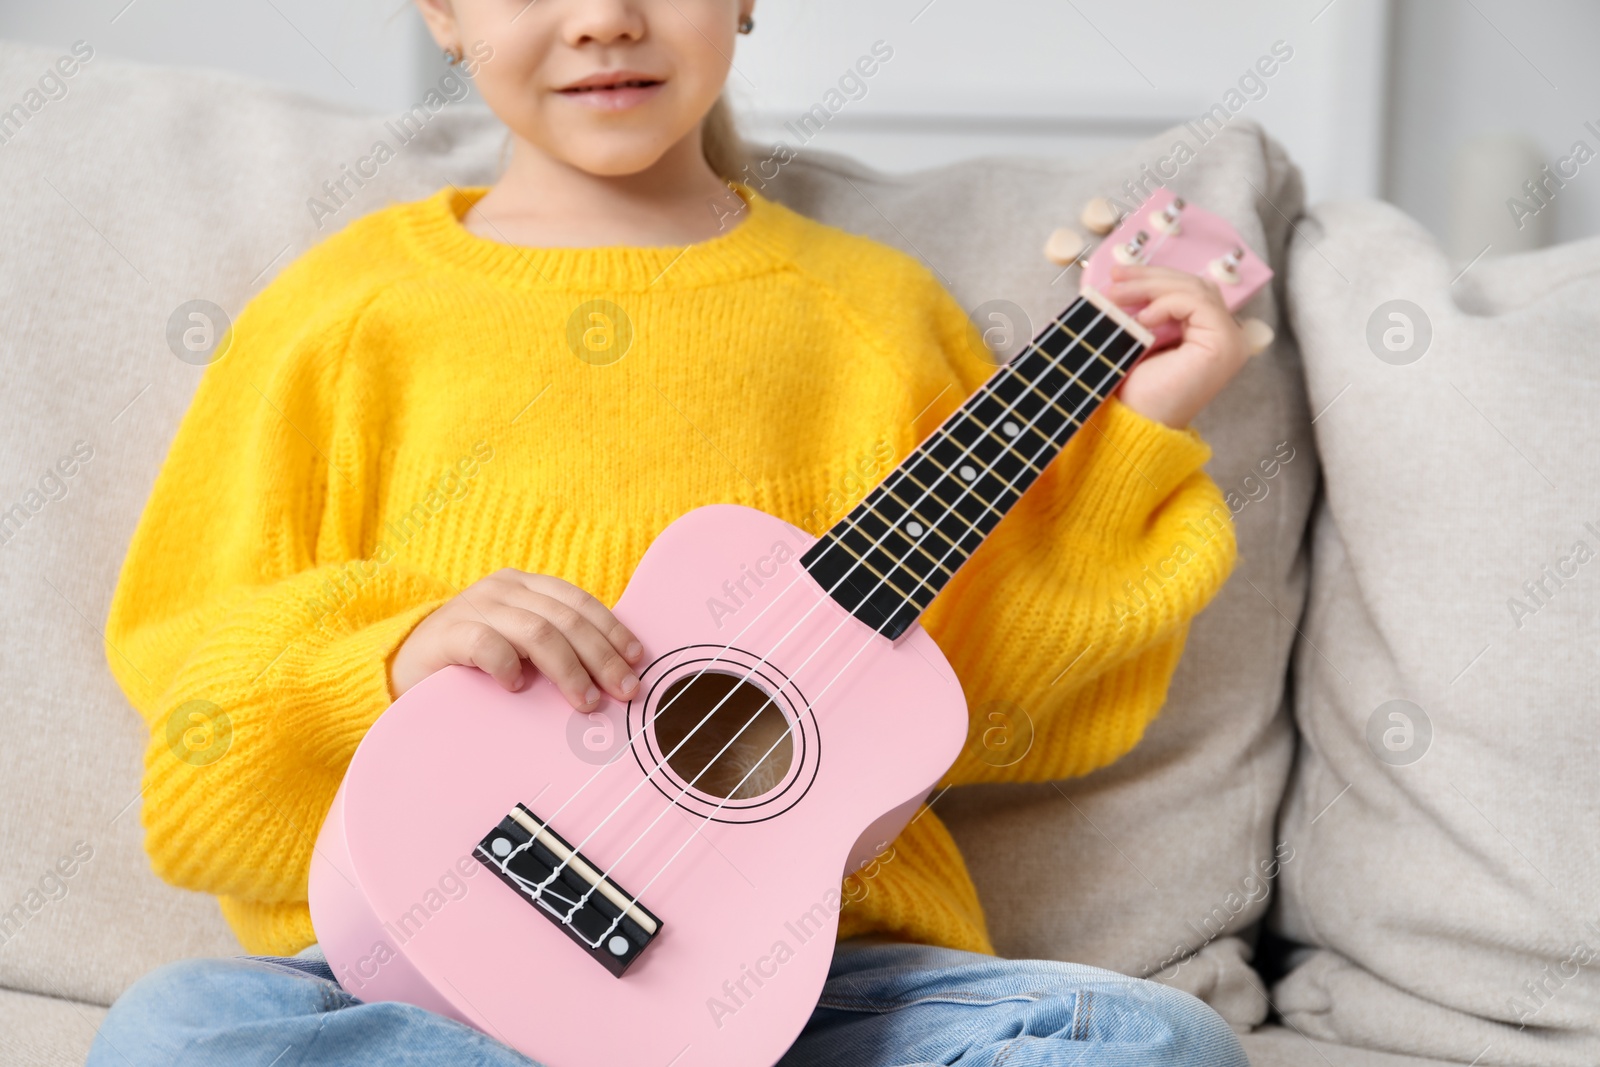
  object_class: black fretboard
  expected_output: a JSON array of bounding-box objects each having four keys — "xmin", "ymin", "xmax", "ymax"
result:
[{"xmin": 799, "ymin": 295, "xmax": 1147, "ymax": 640}]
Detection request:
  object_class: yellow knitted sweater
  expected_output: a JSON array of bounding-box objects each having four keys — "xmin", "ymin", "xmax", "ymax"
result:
[{"xmin": 105, "ymin": 181, "xmax": 1236, "ymax": 958}]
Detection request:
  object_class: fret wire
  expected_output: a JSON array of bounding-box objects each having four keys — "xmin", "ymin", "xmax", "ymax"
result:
[
  {"xmin": 1026, "ymin": 344, "xmax": 1105, "ymax": 412},
  {"xmin": 804, "ymin": 297, "xmax": 1143, "ymax": 636},
  {"xmin": 963, "ymin": 414, "xmax": 1044, "ymax": 477},
  {"xmin": 797, "ymin": 548, "xmax": 898, "ymax": 632},
  {"xmin": 818, "ymin": 488, "xmax": 971, "ymax": 609},
  {"xmin": 986, "ymin": 369, "xmax": 1069, "ymax": 438},
  {"xmin": 1013, "ymin": 328, "xmax": 1120, "ymax": 428},
  {"xmin": 1048, "ymin": 307, "xmax": 1128, "ymax": 376},
  {"xmin": 894, "ymin": 462, "xmax": 1002, "ymax": 535},
  {"xmin": 833, "ymin": 513, "xmax": 954, "ymax": 591},
  {"xmin": 872, "ymin": 483, "xmax": 966, "ymax": 559},
  {"xmin": 899, "ymin": 325, "xmax": 1143, "ymax": 611},
  {"xmin": 881, "ymin": 305, "xmax": 1117, "ymax": 540},
  {"xmin": 871, "ymin": 313, "xmax": 1136, "ymax": 618},
  {"xmin": 876, "ymin": 474, "xmax": 991, "ymax": 556},
  {"xmin": 932, "ymin": 373, "xmax": 1061, "ymax": 473},
  {"xmin": 818, "ymin": 527, "xmax": 940, "ymax": 609},
  {"xmin": 921, "ymin": 435, "xmax": 1025, "ymax": 526},
  {"xmin": 934, "ymin": 299, "xmax": 1101, "ymax": 446},
  {"xmin": 952, "ymin": 306, "xmax": 1108, "ymax": 446},
  {"xmin": 823, "ymin": 302, "xmax": 1106, "ymax": 612},
  {"xmin": 915, "ymin": 439, "xmax": 1021, "ymax": 522},
  {"xmin": 872, "ymin": 329, "xmax": 1132, "ymax": 631},
  {"xmin": 942, "ymin": 423, "xmax": 1037, "ymax": 493},
  {"xmin": 849, "ymin": 501, "xmax": 959, "ymax": 580},
  {"xmin": 876, "ymin": 319, "xmax": 1082, "ymax": 530}
]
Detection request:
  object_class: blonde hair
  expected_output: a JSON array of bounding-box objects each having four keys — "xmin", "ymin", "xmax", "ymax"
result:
[{"xmin": 700, "ymin": 92, "xmax": 746, "ymax": 184}]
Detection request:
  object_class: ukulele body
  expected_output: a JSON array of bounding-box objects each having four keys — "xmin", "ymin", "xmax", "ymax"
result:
[
  {"xmin": 311, "ymin": 187, "xmax": 1275, "ymax": 1067},
  {"xmin": 310, "ymin": 502, "xmax": 969, "ymax": 1067}
]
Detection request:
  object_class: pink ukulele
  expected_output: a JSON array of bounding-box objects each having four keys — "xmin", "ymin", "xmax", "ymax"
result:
[{"xmin": 309, "ymin": 188, "xmax": 1271, "ymax": 1067}]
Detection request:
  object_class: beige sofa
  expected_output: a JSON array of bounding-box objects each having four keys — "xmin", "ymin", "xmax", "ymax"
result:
[{"xmin": 3, "ymin": 39, "xmax": 1595, "ymax": 1067}]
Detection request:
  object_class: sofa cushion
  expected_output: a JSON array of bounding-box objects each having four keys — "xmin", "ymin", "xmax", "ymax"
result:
[
  {"xmin": 1239, "ymin": 1027, "xmax": 1462, "ymax": 1067},
  {"xmin": 0, "ymin": 988, "xmax": 104, "ymax": 1067},
  {"xmin": 757, "ymin": 130, "xmax": 1317, "ymax": 1027},
  {"xmin": 1273, "ymin": 200, "xmax": 1600, "ymax": 1064},
  {"xmin": 0, "ymin": 35, "xmax": 1313, "ymax": 1039}
]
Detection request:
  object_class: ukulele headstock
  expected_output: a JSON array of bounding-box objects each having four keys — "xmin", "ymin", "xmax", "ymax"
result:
[{"xmin": 1064, "ymin": 187, "xmax": 1275, "ymax": 353}]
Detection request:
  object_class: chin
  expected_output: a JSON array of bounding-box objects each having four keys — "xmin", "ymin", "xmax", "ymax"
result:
[{"xmin": 561, "ymin": 142, "xmax": 675, "ymax": 177}]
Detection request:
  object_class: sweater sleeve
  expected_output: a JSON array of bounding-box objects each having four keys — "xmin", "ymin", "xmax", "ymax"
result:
[
  {"xmin": 103, "ymin": 267, "xmax": 457, "ymax": 950},
  {"xmin": 917, "ymin": 287, "xmax": 1238, "ymax": 785}
]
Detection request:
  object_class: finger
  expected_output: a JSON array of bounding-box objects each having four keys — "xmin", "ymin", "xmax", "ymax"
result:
[
  {"xmin": 1103, "ymin": 271, "xmax": 1217, "ymax": 303},
  {"xmin": 519, "ymin": 592, "xmax": 640, "ymax": 702},
  {"xmin": 525, "ymin": 575, "xmax": 644, "ymax": 665},
  {"xmin": 1135, "ymin": 291, "xmax": 1205, "ymax": 329},
  {"xmin": 486, "ymin": 574, "xmax": 642, "ymax": 701},
  {"xmin": 446, "ymin": 620, "xmax": 527, "ymax": 693},
  {"xmin": 1109, "ymin": 264, "xmax": 1199, "ymax": 283},
  {"xmin": 496, "ymin": 604, "xmax": 603, "ymax": 709}
]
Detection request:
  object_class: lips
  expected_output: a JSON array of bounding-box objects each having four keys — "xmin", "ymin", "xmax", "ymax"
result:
[
  {"xmin": 555, "ymin": 71, "xmax": 666, "ymax": 111},
  {"xmin": 558, "ymin": 71, "xmax": 664, "ymax": 93}
]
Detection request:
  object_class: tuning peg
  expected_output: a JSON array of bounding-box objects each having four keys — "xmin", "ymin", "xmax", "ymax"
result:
[
  {"xmin": 1080, "ymin": 196, "xmax": 1121, "ymax": 235},
  {"xmin": 1209, "ymin": 245, "xmax": 1245, "ymax": 285},
  {"xmin": 1044, "ymin": 227, "xmax": 1086, "ymax": 266},
  {"xmin": 1239, "ymin": 317, "xmax": 1274, "ymax": 356},
  {"xmin": 1112, "ymin": 230, "xmax": 1150, "ymax": 266},
  {"xmin": 1149, "ymin": 197, "xmax": 1186, "ymax": 235}
]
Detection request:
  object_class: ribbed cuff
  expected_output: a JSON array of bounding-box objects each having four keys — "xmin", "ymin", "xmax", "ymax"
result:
[
  {"xmin": 1052, "ymin": 395, "xmax": 1214, "ymax": 541},
  {"xmin": 292, "ymin": 591, "xmax": 454, "ymax": 771}
]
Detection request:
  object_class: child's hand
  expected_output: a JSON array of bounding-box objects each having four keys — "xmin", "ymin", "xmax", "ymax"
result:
[
  {"xmin": 1101, "ymin": 263, "xmax": 1251, "ymax": 429},
  {"xmin": 388, "ymin": 569, "xmax": 644, "ymax": 706}
]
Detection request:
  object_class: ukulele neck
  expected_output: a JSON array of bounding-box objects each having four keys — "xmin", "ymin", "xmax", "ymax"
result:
[{"xmin": 798, "ymin": 289, "xmax": 1153, "ymax": 641}]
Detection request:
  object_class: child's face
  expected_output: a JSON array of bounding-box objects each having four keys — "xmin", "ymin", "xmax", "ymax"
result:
[{"xmin": 417, "ymin": 0, "xmax": 751, "ymax": 177}]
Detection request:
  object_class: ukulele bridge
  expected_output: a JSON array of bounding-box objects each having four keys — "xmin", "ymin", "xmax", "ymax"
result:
[{"xmin": 474, "ymin": 803, "xmax": 663, "ymax": 978}]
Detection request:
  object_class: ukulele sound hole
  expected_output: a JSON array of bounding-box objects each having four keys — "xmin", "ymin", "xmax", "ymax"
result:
[{"xmin": 652, "ymin": 671, "xmax": 794, "ymax": 801}]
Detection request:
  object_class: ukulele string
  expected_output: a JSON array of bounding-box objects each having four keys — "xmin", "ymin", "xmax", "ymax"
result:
[
  {"xmin": 520, "ymin": 305, "xmax": 1098, "ymax": 909},
  {"xmin": 509, "ymin": 302, "xmax": 1091, "ymax": 903},
  {"xmin": 508, "ymin": 568, "xmax": 811, "ymax": 871},
  {"xmin": 579, "ymin": 322, "xmax": 1146, "ymax": 944},
  {"xmin": 570, "ymin": 311, "xmax": 1145, "ymax": 938},
  {"xmin": 537, "ymin": 303, "xmax": 1128, "ymax": 921}
]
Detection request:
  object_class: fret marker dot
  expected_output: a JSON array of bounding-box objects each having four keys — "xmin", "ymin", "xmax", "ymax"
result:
[
  {"xmin": 905, "ymin": 521, "xmax": 924, "ymax": 537},
  {"xmin": 490, "ymin": 837, "xmax": 512, "ymax": 857},
  {"xmin": 1002, "ymin": 421, "xmax": 1020, "ymax": 437},
  {"xmin": 959, "ymin": 465, "xmax": 978, "ymax": 481},
  {"xmin": 608, "ymin": 935, "xmax": 630, "ymax": 956}
]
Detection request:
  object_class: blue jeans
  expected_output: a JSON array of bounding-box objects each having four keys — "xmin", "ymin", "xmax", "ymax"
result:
[{"xmin": 87, "ymin": 939, "xmax": 1247, "ymax": 1066}]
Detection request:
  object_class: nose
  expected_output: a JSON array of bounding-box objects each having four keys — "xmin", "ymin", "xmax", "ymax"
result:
[{"xmin": 563, "ymin": 0, "xmax": 647, "ymax": 47}]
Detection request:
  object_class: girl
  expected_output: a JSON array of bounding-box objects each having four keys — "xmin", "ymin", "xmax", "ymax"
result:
[{"xmin": 94, "ymin": 1, "xmax": 1253, "ymax": 1063}]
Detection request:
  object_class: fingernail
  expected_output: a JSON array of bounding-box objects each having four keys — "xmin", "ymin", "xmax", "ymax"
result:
[
  {"xmin": 625, "ymin": 641, "xmax": 642, "ymax": 660},
  {"xmin": 511, "ymin": 676, "xmax": 523, "ymax": 691},
  {"xmin": 584, "ymin": 685, "xmax": 600, "ymax": 705},
  {"xmin": 621, "ymin": 673, "xmax": 639, "ymax": 695}
]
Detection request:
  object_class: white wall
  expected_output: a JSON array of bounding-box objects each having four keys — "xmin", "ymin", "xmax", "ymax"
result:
[
  {"xmin": 1384, "ymin": 0, "xmax": 1600, "ymax": 254},
  {"xmin": 730, "ymin": 0, "xmax": 1390, "ymax": 206},
  {"xmin": 0, "ymin": 0, "xmax": 443, "ymax": 114},
  {"xmin": 3, "ymin": 0, "xmax": 1595, "ymax": 252}
]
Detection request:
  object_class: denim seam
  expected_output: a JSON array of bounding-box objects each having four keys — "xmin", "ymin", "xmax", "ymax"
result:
[{"xmin": 1073, "ymin": 989, "xmax": 1093, "ymax": 1041}]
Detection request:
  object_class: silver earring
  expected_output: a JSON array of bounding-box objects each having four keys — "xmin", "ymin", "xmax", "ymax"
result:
[
  {"xmin": 737, "ymin": 14, "xmax": 754, "ymax": 33},
  {"xmin": 443, "ymin": 45, "xmax": 462, "ymax": 65}
]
